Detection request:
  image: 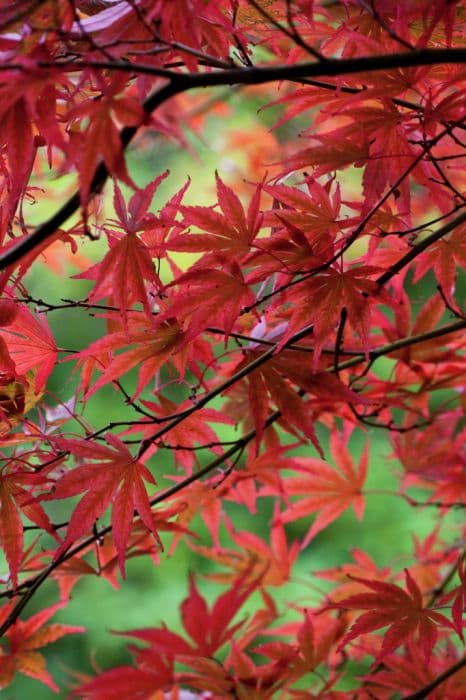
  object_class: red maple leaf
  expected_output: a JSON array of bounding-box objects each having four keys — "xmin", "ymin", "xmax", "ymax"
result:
[
  {"xmin": 0, "ymin": 52, "xmax": 70, "ymax": 219},
  {"xmin": 437, "ymin": 556, "xmax": 466, "ymax": 643},
  {"xmin": 413, "ymin": 223, "xmax": 466, "ymax": 306},
  {"xmin": 335, "ymin": 568, "xmax": 454, "ymax": 662},
  {"xmin": 0, "ymin": 304, "xmax": 57, "ymax": 392},
  {"xmin": 120, "ymin": 572, "xmax": 258, "ymax": 660},
  {"xmin": 75, "ymin": 176, "xmax": 169, "ymax": 316},
  {"xmin": 262, "ymin": 178, "xmax": 349, "ymax": 257},
  {"xmin": 67, "ymin": 74, "xmax": 143, "ymax": 203},
  {"xmin": 282, "ymin": 265, "xmax": 391, "ymax": 367},
  {"xmin": 0, "ymin": 602, "xmax": 84, "ymax": 692},
  {"xmin": 164, "ymin": 262, "xmax": 255, "ymax": 338},
  {"xmin": 75, "ymin": 313, "xmax": 186, "ymax": 397},
  {"xmin": 70, "ymin": 666, "xmax": 173, "ymax": 700},
  {"xmin": 169, "ymin": 172, "xmax": 262, "ymax": 262},
  {"xmin": 0, "ymin": 467, "xmax": 56, "ymax": 586},
  {"xmin": 227, "ymin": 445, "xmax": 300, "ymax": 512},
  {"xmin": 132, "ymin": 394, "xmax": 234, "ymax": 472},
  {"xmin": 49, "ymin": 434, "xmax": 161, "ymax": 576}
]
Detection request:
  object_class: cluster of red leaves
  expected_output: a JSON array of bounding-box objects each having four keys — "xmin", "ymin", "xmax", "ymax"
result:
[{"xmin": 0, "ymin": 0, "xmax": 464, "ymax": 697}]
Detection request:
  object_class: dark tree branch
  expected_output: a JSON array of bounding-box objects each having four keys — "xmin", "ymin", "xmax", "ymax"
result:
[
  {"xmin": 376, "ymin": 209, "xmax": 466, "ymax": 285},
  {"xmin": 403, "ymin": 655, "xmax": 466, "ymax": 699},
  {"xmin": 35, "ymin": 48, "xmax": 466, "ymax": 82}
]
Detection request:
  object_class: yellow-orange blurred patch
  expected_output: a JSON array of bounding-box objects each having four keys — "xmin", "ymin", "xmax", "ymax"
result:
[
  {"xmin": 39, "ymin": 239, "xmax": 91, "ymax": 275},
  {"xmin": 0, "ymin": 371, "xmax": 43, "ymax": 435},
  {"xmin": 236, "ymin": 0, "xmax": 286, "ymax": 27}
]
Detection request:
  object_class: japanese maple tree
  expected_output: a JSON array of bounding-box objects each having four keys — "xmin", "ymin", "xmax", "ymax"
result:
[{"xmin": 0, "ymin": 0, "xmax": 465, "ymax": 697}]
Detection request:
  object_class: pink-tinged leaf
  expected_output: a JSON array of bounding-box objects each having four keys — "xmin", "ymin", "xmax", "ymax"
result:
[{"xmin": 0, "ymin": 305, "xmax": 57, "ymax": 391}]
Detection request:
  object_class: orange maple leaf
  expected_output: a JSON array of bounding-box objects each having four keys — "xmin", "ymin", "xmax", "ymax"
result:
[
  {"xmin": 280, "ymin": 433, "xmax": 368, "ymax": 547},
  {"xmin": 0, "ymin": 602, "xmax": 84, "ymax": 692}
]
